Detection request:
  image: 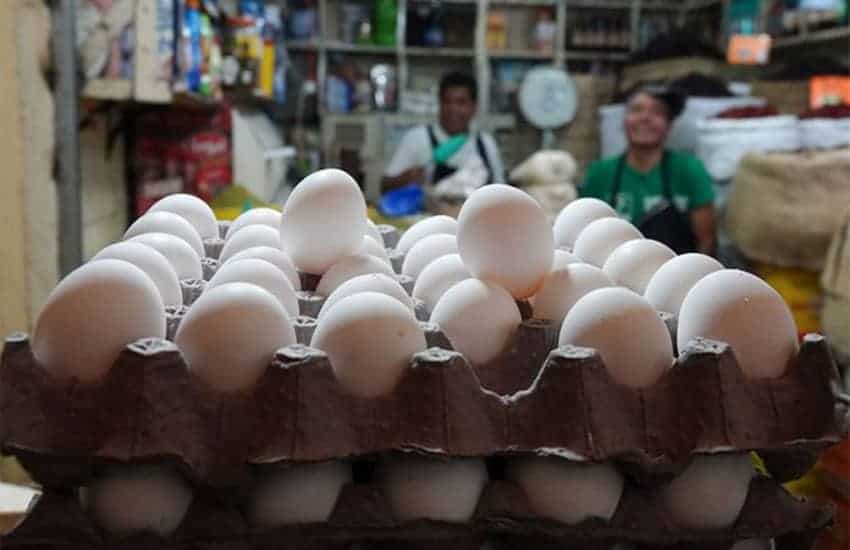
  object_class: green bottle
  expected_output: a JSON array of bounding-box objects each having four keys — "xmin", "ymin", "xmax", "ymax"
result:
[{"xmin": 374, "ymin": 0, "xmax": 397, "ymax": 46}]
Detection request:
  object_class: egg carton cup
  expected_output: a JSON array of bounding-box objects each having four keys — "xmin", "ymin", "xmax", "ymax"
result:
[
  {"xmin": 377, "ymin": 224, "xmax": 400, "ymax": 249},
  {"xmin": 0, "ymin": 324, "xmax": 846, "ymax": 489},
  {"xmin": 201, "ymin": 257, "xmax": 219, "ymax": 281},
  {"xmin": 1, "ymin": 474, "xmax": 832, "ymax": 550},
  {"xmin": 203, "ymin": 238, "xmax": 225, "ymax": 261}
]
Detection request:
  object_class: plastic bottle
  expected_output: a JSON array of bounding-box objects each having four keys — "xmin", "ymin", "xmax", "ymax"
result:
[{"xmin": 375, "ymin": 0, "xmax": 397, "ymax": 46}]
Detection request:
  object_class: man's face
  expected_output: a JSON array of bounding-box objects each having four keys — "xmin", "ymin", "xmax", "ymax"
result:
[
  {"xmin": 624, "ymin": 92, "xmax": 671, "ymax": 149},
  {"xmin": 439, "ymin": 86, "xmax": 476, "ymax": 135}
]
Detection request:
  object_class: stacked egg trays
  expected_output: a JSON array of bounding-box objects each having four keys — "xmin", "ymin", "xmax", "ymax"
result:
[{"xmin": 1, "ymin": 223, "xmax": 846, "ymax": 550}]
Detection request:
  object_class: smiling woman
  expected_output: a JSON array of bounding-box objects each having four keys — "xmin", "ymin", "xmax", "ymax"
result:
[{"xmin": 580, "ymin": 86, "xmax": 717, "ymax": 255}]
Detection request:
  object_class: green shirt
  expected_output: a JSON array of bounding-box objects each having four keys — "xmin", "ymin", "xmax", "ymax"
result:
[{"xmin": 580, "ymin": 151, "xmax": 715, "ymax": 225}]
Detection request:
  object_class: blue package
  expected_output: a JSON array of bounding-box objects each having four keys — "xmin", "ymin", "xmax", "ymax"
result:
[{"xmin": 380, "ymin": 184, "xmax": 425, "ymax": 217}]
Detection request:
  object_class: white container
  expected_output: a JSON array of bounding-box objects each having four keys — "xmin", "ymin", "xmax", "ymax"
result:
[
  {"xmin": 799, "ymin": 118, "xmax": 850, "ymax": 150},
  {"xmin": 696, "ymin": 115, "xmax": 801, "ymax": 181}
]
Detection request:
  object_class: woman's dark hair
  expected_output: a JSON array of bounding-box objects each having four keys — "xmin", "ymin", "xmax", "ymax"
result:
[
  {"xmin": 439, "ymin": 72, "xmax": 478, "ymax": 103},
  {"xmin": 627, "ymin": 85, "xmax": 686, "ymax": 122}
]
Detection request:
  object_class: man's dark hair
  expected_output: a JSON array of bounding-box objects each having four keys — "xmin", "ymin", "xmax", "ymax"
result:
[
  {"xmin": 627, "ymin": 84, "xmax": 686, "ymax": 122},
  {"xmin": 439, "ymin": 72, "xmax": 477, "ymax": 103}
]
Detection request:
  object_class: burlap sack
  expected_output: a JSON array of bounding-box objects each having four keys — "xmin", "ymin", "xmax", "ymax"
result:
[
  {"xmin": 821, "ymin": 207, "xmax": 850, "ymax": 363},
  {"xmin": 724, "ymin": 148, "xmax": 850, "ymax": 270}
]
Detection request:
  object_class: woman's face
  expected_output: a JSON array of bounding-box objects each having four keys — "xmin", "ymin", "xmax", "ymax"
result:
[{"xmin": 624, "ymin": 92, "xmax": 671, "ymax": 149}]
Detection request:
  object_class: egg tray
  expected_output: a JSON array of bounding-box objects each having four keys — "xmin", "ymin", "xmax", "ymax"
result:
[
  {"xmin": 0, "ymin": 474, "xmax": 833, "ymax": 550},
  {"xmin": 0, "ymin": 321, "xmax": 846, "ymax": 490}
]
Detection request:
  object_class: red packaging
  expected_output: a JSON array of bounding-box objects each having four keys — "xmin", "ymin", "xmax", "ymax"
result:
[{"xmin": 133, "ymin": 106, "xmax": 232, "ymax": 217}]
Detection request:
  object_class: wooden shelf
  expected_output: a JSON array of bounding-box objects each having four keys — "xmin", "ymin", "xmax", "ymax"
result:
[
  {"xmin": 325, "ymin": 41, "xmax": 397, "ymax": 55},
  {"xmin": 287, "ymin": 40, "xmax": 319, "ymax": 52},
  {"xmin": 406, "ymin": 46, "xmax": 476, "ymax": 57},
  {"xmin": 772, "ymin": 25, "xmax": 850, "ymax": 48},
  {"xmin": 82, "ymin": 79, "xmax": 133, "ymax": 101},
  {"xmin": 565, "ymin": 49, "xmax": 630, "ymax": 61},
  {"xmin": 489, "ymin": 49, "xmax": 555, "ymax": 60}
]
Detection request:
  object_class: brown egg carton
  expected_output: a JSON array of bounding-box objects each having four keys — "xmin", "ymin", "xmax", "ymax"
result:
[
  {"xmin": 0, "ymin": 322, "xmax": 846, "ymax": 489},
  {"xmin": 1, "ymin": 472, "xmax": 832, "ymax": 550}
]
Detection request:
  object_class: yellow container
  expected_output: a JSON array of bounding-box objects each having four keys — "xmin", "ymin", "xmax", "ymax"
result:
[{"xmin": 755, "ymin": 264, "xmax": 823, "ymax": 337}]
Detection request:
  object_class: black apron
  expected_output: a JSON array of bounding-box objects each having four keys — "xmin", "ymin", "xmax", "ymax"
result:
[
  {"xmin": 610, "ymin": 152, "xmax": 698, "ymax": 254},
  {"xmin": 427, "ymin": 126, "xmax": 494, "ymax": 185}
]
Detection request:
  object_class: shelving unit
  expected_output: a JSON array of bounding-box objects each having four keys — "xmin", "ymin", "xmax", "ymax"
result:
[{"xmin": 772, "ymin": 24, "xmax": 850, "ymax": 49}]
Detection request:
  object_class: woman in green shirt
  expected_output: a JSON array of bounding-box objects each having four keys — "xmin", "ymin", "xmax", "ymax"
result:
[{"xmin": 582, "ymin": 87, "xmax": 717, "ymax": 255}]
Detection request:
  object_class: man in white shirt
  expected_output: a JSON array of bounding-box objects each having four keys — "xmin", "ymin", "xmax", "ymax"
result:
[{"xmin": 381, "ymin": 72, "xmax": 505, "ymax": 194}]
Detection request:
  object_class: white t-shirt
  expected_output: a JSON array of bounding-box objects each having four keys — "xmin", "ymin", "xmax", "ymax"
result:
[{"xmin": 384, "ymin": 124, "xmax": 505, "ymax": 184}]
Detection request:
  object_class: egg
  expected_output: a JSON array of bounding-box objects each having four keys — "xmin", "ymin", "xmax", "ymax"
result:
[
  {"xmin": 430, "ymin": 278, "xmax": 521, "ymax": 365},
  {"xmin": 315, "ymin": 254, "xmax": 396, "ymax": 297},
  {"xmin": 81, "ymin": 464, "xmax": 193, "ymax": 537},
  {"xmin": 207, "ymin": 258, "xmax": 299, "ymax": 319},
  {"xmin": 248, "ymin": 461, "xmax": 351, "ymax": 526},
  {"xmin": 677, "ymin": 269, "xmax": 798, "ymax": 379},
  {"xmin": 123, "ymin": 211, "xmax": 205, "ymax": 257},
  {"xmin": 310, "ymin": 292, "xmax": 426, "ymax": 398},
  {"xmin": 602, "ymin": 239, "xmax": 676, "ymax": 294},
  {"xmin": 280, "ymin": 169, "xmax": 367, "ymax": 274},
  {"xmin": 224, "ymin": 246, "xmax": 301, "ymax": 291},
  {"xmin": 573, "ymin": 217, "xmax": 642, "ymax": 268},
  {"xmin": 643, "ymin": 253, "xmax": 723, "ymax": 316},
  {"xmin": 396, "ymin": 215, "xmax": 457, "ymax": 255},
  {"xmin": 92, "ymin": 241, "xmax": 182, "ymax": 307},
  {"xmin": 128, "ymin": 232, "xmax": 203, "ymax": 280},
  {"xmin": 359, "ymin": 235, "xmax": 391, "ymax": 265},
  {"xmin": 559, "ymin": 287, "xmax": 673, "ymax": 388},
  {"xmin": 401, "ymin": 233, "xmax": 458, "ymax": 280},
  {"xmin": 149, "ymin": 193, "xmax": 218, "ymax": 239},
  {"xmin": 365, "ymin": 219, "xmax": 383, "ymax": 244},
  {"xmin": 662, "ymin": 453, "xmax": 753, "ymax": 529},
  {"xmin": 175, "ymin": 282, "xmax": 296, "ymax": 392},
  {"xmin": 732, "ymin": 540, "xmax": 772, "ymax": 550},
  {"xmin": 508, "ymin": 457, "xmax": 624, "ymax": 525},
  {"xmin": 380, "ymin": 455, "xmax": 488, "ymax": 522},
  {"xmin": 411, "ymin": 254, "xmax": 472, "ymax": 313},
  {"xmin": 226, "ymin": 208, "xmax": 282, "ymax": 240},
  {"xmin": 318, "ymin": 273, "xmax": 414, "ymax": 319},
  {"xmin": 219, "ymin": 224, "xmax": 282, "ymax": 263},
  {"xmin": 553, "ymin": 198, "xmax": 617, "ymax": 250},
  {"xmin": 457, "ymin": 185, "xmax": 554, "ymax": 299},
  {"xmin": 532, "ymin": 263, "xmax": 613, "ymax": 327},
  {"xmin": 32, "ymin": 260, "xmax": 166, "ymax": 383}
]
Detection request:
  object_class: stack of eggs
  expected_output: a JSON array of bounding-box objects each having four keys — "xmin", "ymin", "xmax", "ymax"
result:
[{"xmin": 23, "ymin": 168, "xmax": 803, "ymax": 544}]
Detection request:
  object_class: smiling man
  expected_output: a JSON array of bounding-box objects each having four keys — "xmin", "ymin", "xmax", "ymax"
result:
[
  {"xmin": 581, "ymin": 86, "xmax": 716, "ymax": 255},
  {"xmin": 381, "ymin": 72, "xmax": 505, "ymax": 194}
]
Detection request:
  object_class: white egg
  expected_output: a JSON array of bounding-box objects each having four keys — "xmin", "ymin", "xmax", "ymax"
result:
[
  {"xmin": 219, "ymin": 225, "xmax": 282, "ymax": 263},
  {"xmin": 602, "ymin": 239, "xmax": 676, "ymax": 294},
  {"xmin": 553, "ymin": 198, "xmax": 617, "ymax": 250},
  {"xmin": 731, "ymin": 540, "xmax": 772, "ymax": 550},
  {"xmin": 123, "ymin": 211, "xmax": 205, "ymax": 257},
  {"xmin": 310, "ymin": 292, "xmax": 426, "ymax": 398},
  {"xmin": 92, "ymin": 241, "xmax": 182, "ymax": 306},
  {"xmin": 81, "ymin": 464, "xmax": 192, "ymax": 537},
  {"xmin": 662, "ymin": 453, "xmax": 753, "ymax": 529},
  {"xmin": 175, "ymin": 282, "xmax": 296, "ymax": 392},
  {"xmin": 226, "ymin": 208, "xmax": 282, "ymax": 240},
  {"xmin": 401, "ymin": 233, "xmax": 458, "ymax": 280},
  {"xmin": 396, "ymin": 215, "xmax": 458, "ymax": 255},
  {"xmin": 573, "ymin": 217, "xmax": 642, "ymax": 268},
  {"xmin": 32, "ymin": 259, "xmax": 166, "ymax": 383},
  {"xmin": 412, "ymin": 254, "xmax": 472, "ymax": 314},
  {"xmin": 318, "ymin": 273, "xmax": 414, "ymax": 319},
  {"xmin": 128, "ymin": 232, "xmax": 203, "ymax": 280},
  {"xmin": 359, "ymin": 235, "xmax": 391, "ymax": 265},
  {"xmin": 677, "ymin": 269, "xmax": 798, "ymax": 379},
  {"xmin": 149, "ymin": 193, "xmax": 218, "ymax": 239},
  {"xmin": 559, "ymin": 287, "xmax": 673, "ymax": 388},
  {"xmin": 644, "ymin": 253, "xmax": 723, "ymax": 316},
  {"xmin": 457, "ymin": 185, "xmax": 554, "ymax": 299},
  {"xmin": 280, "ymin": 169, "xmax": 367, "ymax": 274},
  {"xmin": 532, "ymin": 263, "xmax": 613, "ymax": 327},
  {"xmin": 380, "ymin": 456, "xmax": 488, "ymax": 522},
  {"xmin": 508, "ymin": 457, "xmax": 624, "ymax": 525},
  {"xmin": 551, "ymin": 249, "xmax": 581, "ymax": 269},
  {"xmin": 207, "ymin": 258, "xmax": 299, "ymax": 319},
  {"xmin": 365, "ymin": 219, "xmax": 383, "ymax": 244},
  {"xmin": 316, "ymin": 254, "xmax": 396, "ymax": 297},
  {"xmin": 430, "ymin": 278, "xmax": 521, "ymax": 366},
  {"xmin": 224, "ymin": 246, "xmax": 301, "ymax": 291},
  {"xmin": 248, "ymin": 461, "xmax": 351, "ymax": 526}
]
